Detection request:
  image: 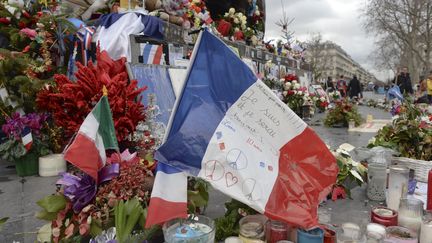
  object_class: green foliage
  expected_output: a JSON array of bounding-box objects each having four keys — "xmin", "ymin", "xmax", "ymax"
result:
[
  {"xmin": 324, "ymin": 99, "xmax": 362, "ymax": 127},
  {"xmin": 0, "ymin": 139, "xmax": 26, "ymax": 161},
  {"xmin": 0, "ymin": 217, "xmax": 8, "ymax": 231},
  {"xmin": 36, "ymin": 194, "xmax": 67, "ymax": 221},
  {"xmin": 187, "ymin": 178, "xmax": 210, "ymax": 214},
  {"xmin": 115, "ymin": 198, "xmax": 144, "ymax": 243},
  {"xmin": 215, "ymin": 199, "xmax": 258, "ymax": 241},
  {"xmin": 333, "ymin": 148, "xmax": 367, "ymax": 198},
  {"xmin": 262, "ymin": 78, "xmax": 283, "ymax": 90},
  {"xmin": 368, "ymin": 101, "xmax": 432, "ymax": 160}
]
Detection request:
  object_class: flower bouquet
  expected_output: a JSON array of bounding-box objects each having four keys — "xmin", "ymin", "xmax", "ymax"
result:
[
  {"xmin": 324, "ymin": 99, "xmax": 362, "ymax": 127},
  {"xmin": 368, "ymin": 100, "xmax": 432, "ymax": 161},
  {"xmin": 0, "ymin": 112, "xmax": 50, "ymax": 176},
  {"xmin": 217, "ymin": 8, "xmax": 248, "ymax": 41},
  {"xmin": 36, "ymin": 149, "xmax": 158, "ymax": 242},
  {"xmin": 330, "ymin": 145, "xmax": 367, "ymax": 200},
  {"xmin": 315, "ymin": 95, "xmax": 329, "ymax": 113},
  {"xmin": 182, "ymin": 0, "xmax": 212, "ymax": 31},
  {"xmin": 281, "ymin": 74, "xmax": 311, "ymax": 117}
]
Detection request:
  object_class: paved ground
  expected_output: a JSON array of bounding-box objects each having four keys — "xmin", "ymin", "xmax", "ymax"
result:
[{"xmin": 0, "ymin": 92, "xmax": 390, "ymax": 242}]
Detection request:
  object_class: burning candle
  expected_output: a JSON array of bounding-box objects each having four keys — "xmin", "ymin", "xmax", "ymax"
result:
[{"xmin": 371, "ymin": 207, "xmax": 398, "ymax": 227}]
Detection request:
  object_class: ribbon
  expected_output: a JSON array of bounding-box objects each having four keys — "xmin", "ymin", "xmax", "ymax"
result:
[
  {"xmin": 57, "ymin": 163, "xmax": 120, "ymax": 213},
  {"xmin": 98, "ymin": 163, "xmax": 120, "ymax": 184}
]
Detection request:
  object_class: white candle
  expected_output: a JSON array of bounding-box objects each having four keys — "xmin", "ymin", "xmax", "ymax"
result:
[
  {"xmin": 399, "ymin": 209, "xmax": 422, "ymax": 233},
  {"xmin": 420, "ymin": 219, "xmax": 432, "ymax": 243},
  {"xmin": 387, "ymin": 166, "xmax": 409, "ymax": 211}
]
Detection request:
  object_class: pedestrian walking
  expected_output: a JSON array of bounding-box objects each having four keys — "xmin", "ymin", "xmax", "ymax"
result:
[
  {"xmin": 348, "ymin": 75, "xmax": 361, "ymax": 99},
  {"xmin": 427, "ymin": 71, "xmax": 432, "ymax": 104},
  {"xmin": 336, "ymin": 75, "xmax": 347, "ymax": 98},
  {"xmin": 396, "ymin": 67, "xmax": 413, "ymax": 95},
  {"xmin": 325, "ymin": 76, "xmax": 334, "ymax": 92}
]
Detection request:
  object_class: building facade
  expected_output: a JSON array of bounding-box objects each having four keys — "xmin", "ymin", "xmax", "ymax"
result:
[{"xmin": 307, "ymin": 41, "xmax": 378, "ymax": 85}]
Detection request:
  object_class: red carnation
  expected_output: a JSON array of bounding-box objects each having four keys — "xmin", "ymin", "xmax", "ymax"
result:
[
  {"xmin": 0, "ymin": 18, "xmax": 10, "ymax": 25},
  {"xmin": 287, "ymin": 90, "xmax": 295, "ymax": 95},
  {"xmin": 217, "ymin": 19, "xmax": 232, "ymax": 37},
  {"xmin": 18, "ymin": 21, "xmax": 26, "ymax": 29}
]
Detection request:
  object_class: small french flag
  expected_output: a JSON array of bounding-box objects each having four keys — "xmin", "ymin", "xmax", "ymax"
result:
[
  {"xmin": 21, "ymin": 127, "xmax": 33, "ymax": 151},
  {"xmin": 145, "ymin": 162, "xmax": 188, "ymax": 228},
  {"xmin": 141, "ymin": 44, "xmax": 164, "ymax": 65}
]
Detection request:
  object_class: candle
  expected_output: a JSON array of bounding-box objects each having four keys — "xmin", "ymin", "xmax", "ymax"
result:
[
  {"xmin": 387, "ymin": 165, "xmax": 409, "ymax": 211},
  {"xmin": 367, "ymin": 163, "xmax": 387, "ymax": 201},
  {"xmin": 385, "ymin": 226, "xmax": 418, "ymax": 243},
  {"xmin": 266, "ymin": 220, "xmax": 289, "ymax": 243},
  {"xmin": 162, "ymin": 215, "xmax": 215, "ymax": 243},
  {"xmin": 427, "ymin": 170, "xmax": 432, "ymax": 210},
  {"xmin": 420, "ymin": 212, "xmax": 432, "ymax": 243},
  {"xmin": 239, "ymin": 215, "xmax": 267, "ymax": 243},
  {"xmin": 371, "ymin": 207, "xmax": 398, "ymax": 227},
  {"xmin": 296, "ymin": 228, "xmax": 324, "ymax": 243},
  {"xmin": 366, "ymin": 223, "xmax": 386, "ymax": 243},
  {"xmin": 398, "ymin": 198, "xmax": 424, "ymax": 234}
]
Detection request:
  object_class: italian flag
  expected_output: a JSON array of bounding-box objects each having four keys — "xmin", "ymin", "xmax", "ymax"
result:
[{"xmin": 64, "ymin": 95, "xmax": 118, "ymax": 181}]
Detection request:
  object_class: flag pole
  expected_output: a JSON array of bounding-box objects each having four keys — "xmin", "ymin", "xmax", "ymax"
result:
[
  {"xmin": 161, "ymin": 30, "xmax": 204, "ymax": 144},
  {"xmin": 102, "ymin": 85, "xmax": 108, "ymax": 96}
]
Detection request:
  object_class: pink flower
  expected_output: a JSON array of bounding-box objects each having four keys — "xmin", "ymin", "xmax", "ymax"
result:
[
  {"xmin": 79, "ymin": 223, "xmax": 90, "ymax": 235},
  {"xmin": 65, "ymin": 223, "xmax": 75, "ymax": 238},
  {"xmin": 52, "ymin": 227, "xmax": 61, "ymax": 237},
  {"xmin": 19, "ymin": 28, "xmax": 37, "ymax": 40}
]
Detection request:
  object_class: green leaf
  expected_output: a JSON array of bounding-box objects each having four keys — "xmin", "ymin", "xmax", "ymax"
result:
[
  {"xmin": 35, "ymin": 209, "xmax": 58, "ymax": 221},
  {"xmin": 90, "ymin": 220, "xmax": 103, "ymax": 237},
  {"xmin": 36, "ymin": 195, "xmax": 67, "ymax": 213},
  {"xmin": 0, "ymin": 217, "xmax": 8, "ymax": 231}
]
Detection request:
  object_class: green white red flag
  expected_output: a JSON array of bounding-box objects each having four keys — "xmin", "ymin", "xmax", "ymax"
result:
[{"xmin": 63, "ymin": 95, "xmax": 118, "ymax": 180}]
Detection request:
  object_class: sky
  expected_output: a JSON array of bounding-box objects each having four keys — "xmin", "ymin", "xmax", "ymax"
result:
[{"xmin": 264, "ymin": 0, "xmax": 392, "ymax": 82}]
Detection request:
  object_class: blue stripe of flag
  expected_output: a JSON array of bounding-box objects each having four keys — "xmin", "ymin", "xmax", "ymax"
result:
[{"xmin": 142, "ymin": 44, "xmax": 153, "ymax": 64}]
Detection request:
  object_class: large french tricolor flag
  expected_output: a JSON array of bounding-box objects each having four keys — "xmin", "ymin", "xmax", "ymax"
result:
[{"xmin": 148, "ymin": 30, "xmax": 338, "ymax": 229}]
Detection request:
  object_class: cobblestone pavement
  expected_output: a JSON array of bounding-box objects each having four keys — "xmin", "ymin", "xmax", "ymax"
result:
[{"xmin": 0, "ymin": 92, "xmax": 390, "ymax": 242}]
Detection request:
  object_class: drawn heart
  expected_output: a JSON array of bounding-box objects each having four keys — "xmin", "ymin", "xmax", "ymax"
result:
[{"xmin": 225, "ymin": 172, "xmax": 238, "ymax": 187}]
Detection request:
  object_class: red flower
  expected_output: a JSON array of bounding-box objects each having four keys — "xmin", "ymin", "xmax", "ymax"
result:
[
  {"xmin": 22, "ymin": 45, "xmax": 31, "ymax": 53},
  {"xmin": 0, "ymin": 18, "xmax": 10, "ymax": 25},
  {"xmin": 284, "ymin": 74, "xmax": 298, "ymax": 82},
  {"xmin": 22, "ymin": 11, "xmax": 31, "ymax": 18},
  {"xmin": 331, "ymin": 186, "xmax": 346, "ymax": 201},
  {"xmin": 287, "ymin": 90, "xmax": 295, "ymax": 95},
  {"xmin": 217, "ymin": 19, "xmax": 232, "ymax": 37},
  {"xmin": 37, "ymin": 12, "xmax": 43, "ymax": 17},
  {"xmin": 233, "ymin": 31, "xmax": 244, "ymax": 40},
  {"xmin": 18, "ymin": 21, "xmax": 26, "ymax": 29}
]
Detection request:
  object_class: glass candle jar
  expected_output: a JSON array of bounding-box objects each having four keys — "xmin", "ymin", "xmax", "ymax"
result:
[
  {"xmin": 398, "ymin": 198, "xmax": 424, "ymax": 234},
  {"xmin": 239, "ymin": 215, "xmax": 268, "ymax": 243},
  {"xmin": 162, "ymin": 215, "xmax": 215, "ymax": 243},
  {"xmin": 387, "ymin": 165, "xmax": 409, "ymax": 211},
  {"xmin": 366, "ymin": 223, "xmax": 386, "ymax": 243},
  {"xmin": 371, "ymin": 207, "xmax": 398, "ymax": 227},
  {"xmin": 420, "ymin": 211, "xmax": 432, "ymax": 243},
  {"xmin": 367, "ymin": 163, "xmax": 387, "ymax": 201},
  {"xmin": 337, "ymin": 222, "xmax": 366, "ymax": 242},
  {"xmin": 297, "ymin": 228, "xmax": 324, "ymax": 243},
  {"xmin": 385, "ymin": 226, "xmax": 418, "ymax": 243},
  {"xmin": 265, "ymin": 220, "xmax": 289, "ymax": 243}
]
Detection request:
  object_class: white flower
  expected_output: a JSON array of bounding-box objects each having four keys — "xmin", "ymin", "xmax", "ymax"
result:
[
  {"xmin": 292, "ymin": 80, "xmax": 298, "ymax": 84},
  {"xmin": 238, "ymin": 12, "xmax": 243, "ymax": 18},
  {"xmin": 224, "ymin": 13, "xmax": 229, "ymax": 17},
  {"xmin": 283, "ymin": 91, "xmax": 288, "ymax": 96},
  {"xmin": 241, "ymin": 15, "xmax": 247, "ymax": 22},
  {"xmin": 247, "ymin": 27, "xmax": 251, "ymax": 31},
  {"xmin": 255, "ymin": 10, "xmax": 260, "ymax": 16},
  {"xmin": 241, "ymin": 24, "xmax": 246, "ymax": 30},
  {"xmin": 320, "ymin": 97, "xmax": 326, "ymax": 102},
  {"xmin": 294, "ymin": 83, "xmax": 301, "ymax": 89},
  {"xmin": 298, "ymin": 91, "xmax": 303, "ymax": 95},
  {"xmin": 234, "ymin": 18, "xmax": 240, "ymax": 24},
  {"xmin": 234, "ymin": 27, "xmax": 240, "ymax": 32},
  {"xmin": 229, "ymin": 8, "xmax": 235, "ymax": 14}
]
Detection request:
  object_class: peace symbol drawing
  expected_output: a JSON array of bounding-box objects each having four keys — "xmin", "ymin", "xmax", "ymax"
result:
[
  {"xmin": 204, "ymin": 160, "xmax": 225, "ymax": 181},
  {"xmin": 226, "ymin": 148, "xmax": 248, "ymax": 170}
]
